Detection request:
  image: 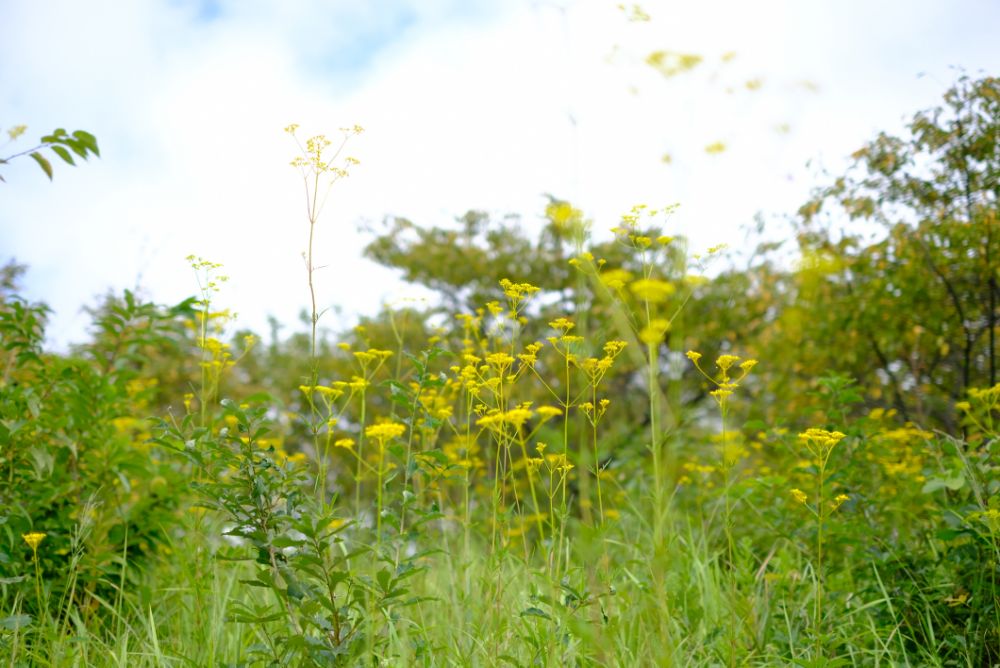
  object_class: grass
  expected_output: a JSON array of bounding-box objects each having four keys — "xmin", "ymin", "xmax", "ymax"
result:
[{"xmin": 6, "ymin": 508, "xmax": 926, "ymax": 666}]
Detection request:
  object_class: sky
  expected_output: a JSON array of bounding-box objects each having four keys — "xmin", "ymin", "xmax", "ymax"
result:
[{"xmin": 1, "ymin": 0, "xmax": 998, "ymax": 349}]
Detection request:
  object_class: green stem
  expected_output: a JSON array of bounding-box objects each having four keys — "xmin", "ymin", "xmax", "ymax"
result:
[
  {"xmin": 354, "ymin": 390, "xmax": 368, "ymax": 518},
  {"xmin": 592, "ymin": 382, "xmax": 604, "ymax": 525},
  {"xmin": 816, "ymin": 458, "xmax": 825, "ymax": 660},
  {"xmin": 721, "ymin": 401, "xmax": 737, "ymax": 667},
  {"xmin": 648, "ymin": 340, "xmax": 662, "ymax": 545}
]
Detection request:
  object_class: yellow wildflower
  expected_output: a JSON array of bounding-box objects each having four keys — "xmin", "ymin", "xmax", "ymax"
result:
[
  {"xmin": 504, "ymin": 408, "xmax": 533, "ymax": 429},
  {"xmin": 365, "ymin": 423, "xmax": 406, "ymax": 442},
  {"xmin": 599, "ymin": 268, "xmax": 633, "ymax": 291},
  {"xmin": 499, "ymin": 278, "xmax": 540, "ymax": 302},
  {"xmin": 629, "ymin": 278, "xmax": 675, "ymax": 303},
  {"xmin": 22, "ymin": 532, "xmax": 46, "ymax": 551},
  {"xmin": 549, "ymin": 317, "xmax": 574, "ymax": 333},
  {"xmin": 639, "ymin": 319, "xmax": 670, "ymax": 345},
  {"xmin": 485, "ymin": 352, "xmax": 515, "ymax": 371},
  {"xmin": 715, "ymin": 354, "xmax": 740, "ymax": 372},
  {"xmin": 604, "ymin": 340, "xmax": 627, "ymax": 356},
  {"xmin": 798, "ymin": 428, "xmax": 847, "ymax": 453}
]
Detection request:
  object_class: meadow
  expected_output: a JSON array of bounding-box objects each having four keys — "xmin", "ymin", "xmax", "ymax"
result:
[{"xmin": 1, "ymin": 76, "xmax": 998, "ymax": 667}]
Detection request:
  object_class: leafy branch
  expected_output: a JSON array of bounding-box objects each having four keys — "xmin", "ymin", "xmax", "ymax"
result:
[{"xmin": 1, "ymin": 125, "xmax": 100, "ymax": 183}]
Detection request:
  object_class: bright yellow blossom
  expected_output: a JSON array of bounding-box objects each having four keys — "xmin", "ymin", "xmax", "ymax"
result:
[
  {"xmin": 365, "ymin": 423, "xmax": 406, "ymax": 442},
  {"xmin": 22, "ymin": 532, "xmax": 46, "ymax": 552},
  {"xmin": 629, "ymin": 278, "xmax": 675, "ymax": 303}
]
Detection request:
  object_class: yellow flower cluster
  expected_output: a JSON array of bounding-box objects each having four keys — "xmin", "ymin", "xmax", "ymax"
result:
[
  {"xmin": 687, "ymin": 350, "xmax": 759, "ymax": 407},
  {"xmin": 579, "ymin": 399, "xmax": 611, "ymax": 423},
  {"xmin": 365, "ymin": 423, "xmax": 407, "ymax": 443},
  {"xmin": 499, "ymin": 278, "xmax": 540, "ymax": 302},
  {"xmin": 477, "ymin": 407, "xmax": 533, "ymax": 430},
  {"xmin": 629, "ymin": 278, "xmax": 675, "ymax": 303},
  {"xmin": 545, "ymin": 453, "xmax": 574, "ymax": 474},
  {"xmin": 517, "ymin": 342, "xmax": 544, "ymax": 368},
  {"xmin": 22, "ymin": 531, "xmax": 46, "ymax": 551},
  {"xmin": 599, "ymin": 268, "xmax": 633, "ymax": 291},
  {"xmin": 485, "ymin": 352, "xmax": 515, "ymax": 372},
  {"xmin": 831, "ymin": 493, "xmax": 850, "ymax": 510},
  {"xmin": 353, "ymin": 349, "xmax": 393, "ymax": 366},
  {"xmin": 549, "ymin": 317, "xmax": 574, "ymax": 333},
  {"xmin": 640, "ymin": 318, "xmax": 670, "ymax": 345},
  {"xmin": 798, "ymin": 428, "xmax": 847, "ymax": 453}
]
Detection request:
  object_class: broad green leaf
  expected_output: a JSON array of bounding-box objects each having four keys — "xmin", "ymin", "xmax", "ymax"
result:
[
  {"xmin": 73, "ymin": 129, "xmax": 100, "ymax": 156},
  {"xmin": 63, "ymin": 137, "xmax": 89, "ymax": 159},
  {"xmin": 922, "ymin": 474, "xmax": 966, "ymax": 494},
  {"xmin": 50, "ymin": 145, "xmax": 75, "ymax": 165},
  {"xmin": 0, "ymin": 614, "xmax": 32, "ymax": 630},
  {"xmin": 29, "ymin": 152, "xmax": 53, "ymax": 180},
  {"xmin": 520, "ymin": 607, "xmax": 552, "ymax": 620}
]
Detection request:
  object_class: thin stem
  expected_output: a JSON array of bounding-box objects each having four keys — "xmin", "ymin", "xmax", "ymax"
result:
[
  {"xmin": 354, "ymin": 390, "xmax": 368, "ymax": 517},
  {"xmin": 592, "ymin": 382, "xmax": 604, "ymax": 525},
  {"xmin": 815, "ymin": 455, "xmax": 826, "ymax": 660}
]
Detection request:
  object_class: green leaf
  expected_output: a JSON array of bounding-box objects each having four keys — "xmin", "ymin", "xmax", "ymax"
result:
[
  {"xmin": 63, "ymin": 138, "xmax": 89, "ymax": 159},
  {"xmin": 50, "ymin": 145, "xmax": 75, "ymax": 166},
  {"xmin": 922, "ymin": 474, "xmax": 965, "ymax": 494},
  {"xmin": 520, "ymin": 607, "xmax": 552, "ymax": 620},
  {"xmin": 29, "ymin": 152, "xmax": 53, "ymax": 180},
  {"xmin": 73, "ymin": 130, "xmax": 100, "ymax": 156},
  {"xmin": 376, "ymin": 568, "xmax": 392, "ymax": 593},
  {"xmin": 0, "ymin": 614, "xmax": 32, "ymax": 630}
]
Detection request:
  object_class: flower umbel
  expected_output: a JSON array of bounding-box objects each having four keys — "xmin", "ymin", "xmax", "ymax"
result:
[
  {"xmin": 365, "ymin": 422, "xmax": 407, "ymax": 444},
  {"xmin": 23, "ymin": 531, "xmax": 46, "ymax": 552}
]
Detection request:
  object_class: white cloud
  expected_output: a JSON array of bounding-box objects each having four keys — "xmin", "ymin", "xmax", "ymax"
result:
[{"xmin": 1, "ymin": 0, "xmax": 997, "ymax": 348}]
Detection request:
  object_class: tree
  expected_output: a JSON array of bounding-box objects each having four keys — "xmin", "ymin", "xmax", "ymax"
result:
[{"xmin": 786, "ymin": 75, "xmax": 999, "ymax": 429}]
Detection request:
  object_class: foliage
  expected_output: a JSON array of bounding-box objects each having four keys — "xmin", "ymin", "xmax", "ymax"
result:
[
  {"xmin": 1, "ymin": 125, "xmax": 100, "ymax": 183},
  {"xmin": 789, "ymin": 75, "xmax": 999, "ymax": 430},
  {"xmin": 0, "ymin": 283, "xmax": 196, "ymax": 637}
]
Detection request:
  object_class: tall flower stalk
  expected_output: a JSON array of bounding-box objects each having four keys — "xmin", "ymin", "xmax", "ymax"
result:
[
  {"xmin": 286, "ymin": 123, "xmax": 362, "ymax": 503},
  {"xmin": 687, "ymin": 351, "xmax": 757, "ymax": 666},
  {"xmin": 791, "ymin": 428, "xmax": 849, "ymax": 660},
  {"xmin": 22, "ymin": 531, "xmax": 46, "ymax": 623}
]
